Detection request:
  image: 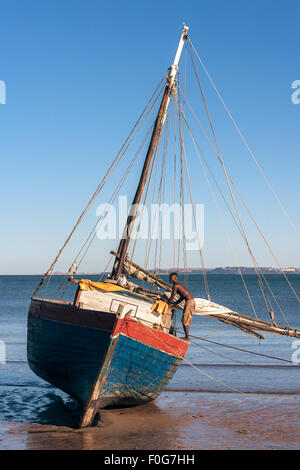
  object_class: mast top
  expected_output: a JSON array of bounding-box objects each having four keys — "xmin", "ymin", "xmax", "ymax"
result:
[
  {"xmin": 111, "ymin": 24, "xmax": 189, "ymax": 279},
  {"xmin": 170, "ymin": 24, "xmax": 189, "ymax": 70},
  {"xmin": 182, "ymin": 23, "xmax": 189, "ymax": 36}
]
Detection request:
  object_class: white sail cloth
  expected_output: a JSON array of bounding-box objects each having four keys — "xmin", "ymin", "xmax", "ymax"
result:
[
  {"xmin": 194, "ymin": 298, "xmax": 236, "ymax": 316},
  {"xmin": 163, "ymin": 290, "xmax": 235, "ymax": 316}
]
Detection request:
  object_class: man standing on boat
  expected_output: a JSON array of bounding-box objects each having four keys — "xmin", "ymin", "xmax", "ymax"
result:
[{"xmin": 168, "ymin": 273, "xmax": 195, "ymax": 341}]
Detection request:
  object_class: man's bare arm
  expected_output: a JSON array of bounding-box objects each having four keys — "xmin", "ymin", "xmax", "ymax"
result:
[{"xmin": 168, "ymin": 285, "xmax": 178, "ymax": 305}]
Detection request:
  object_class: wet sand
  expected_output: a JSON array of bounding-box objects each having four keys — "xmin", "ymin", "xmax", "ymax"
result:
[{"xmin": 0, "ymin": 392, "xmax": 299, "ymax": 450}]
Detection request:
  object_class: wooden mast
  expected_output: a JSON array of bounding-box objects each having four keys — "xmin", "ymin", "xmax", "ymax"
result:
[{"xmin": 111, "ymin": 25, "xmax": 189, "ymax": 279}]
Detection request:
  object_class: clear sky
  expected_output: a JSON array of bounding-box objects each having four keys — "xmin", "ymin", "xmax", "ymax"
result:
[{"xmin": 1, "ymin": 0, "xmax": 299, "ymax": 274}]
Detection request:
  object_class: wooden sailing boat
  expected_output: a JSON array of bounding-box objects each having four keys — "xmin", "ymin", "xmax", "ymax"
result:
[
  {"xmin": 28, "ymin": 26, "xmax": 191, "ymax": 428},
  {"xmin": 27, "ymin": 25, "xmax": 300, "ymax": 428}
]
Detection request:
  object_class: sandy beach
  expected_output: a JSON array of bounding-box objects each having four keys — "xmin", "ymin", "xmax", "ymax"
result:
[
  {"xmin": 1, "ymin": 391, "xmax": 299, "ymax": 450},
  {"xmin": 2, "ymin": 0, "xmax": 300, "ymax": 455},
  {"xmin": 1, "ymin": 275, "xmax": 300, "ymax": 451}
]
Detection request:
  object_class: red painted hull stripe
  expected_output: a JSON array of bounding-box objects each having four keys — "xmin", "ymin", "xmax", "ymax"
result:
[{"xmin": 112, "ymin": 317, "xmax": 189, "ymax": 358}]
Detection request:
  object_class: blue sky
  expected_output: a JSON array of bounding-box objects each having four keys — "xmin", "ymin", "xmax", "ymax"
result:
[{"xmin": 0, "ymin": 0, "xmax": 299, "ymax": 274}]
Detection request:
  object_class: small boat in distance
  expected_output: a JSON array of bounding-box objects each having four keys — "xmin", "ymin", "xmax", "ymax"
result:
[{"xmin": 27, "ymin": 25, "xmax": 300, "ymax": 428}]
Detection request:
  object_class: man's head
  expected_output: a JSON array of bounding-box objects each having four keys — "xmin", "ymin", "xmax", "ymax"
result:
[{"xmin": 169, "ymin": 272, "xmax": 178, "ymax": 283}]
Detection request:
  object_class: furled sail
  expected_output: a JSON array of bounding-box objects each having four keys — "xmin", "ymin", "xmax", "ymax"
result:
[
  {"xmin": 111, "ymin": 251, "xmax": 170, "ymax": 290},
  {"xmin": 193, "ymin": 298, "xmax": 300, "ymax": 339}
]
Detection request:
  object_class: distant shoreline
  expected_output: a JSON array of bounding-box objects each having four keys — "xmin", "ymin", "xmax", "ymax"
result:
[{"xmin": 2, "ymin": 267, "xmax": 300, "ymax": 276}]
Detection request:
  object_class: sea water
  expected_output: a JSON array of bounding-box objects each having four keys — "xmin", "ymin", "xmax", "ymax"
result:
[{"xmin": 0, "ymin": 274, "xmax": 299, "ymax": 424}]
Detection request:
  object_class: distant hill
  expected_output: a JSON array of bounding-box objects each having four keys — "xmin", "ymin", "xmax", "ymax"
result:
[
  {"xmin": 148, "ymin": 267, "xmax": 300, "ymax": 275},
  {"xmin": 204, "ymin": 267, "xmax": 300, "ymax": 275},
  {"xmin": 40, "ymin": 267, "xmax": 300, "ymax": 276}
]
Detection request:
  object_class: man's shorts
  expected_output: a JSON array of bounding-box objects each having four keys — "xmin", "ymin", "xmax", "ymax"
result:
[{"xmin": 182, "ymin": 299, "xmax": 195, "ymax": 326}]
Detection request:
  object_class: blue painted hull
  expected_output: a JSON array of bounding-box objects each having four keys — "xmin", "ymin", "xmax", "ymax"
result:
[
  {"xmin": 95, "ymin": 333, "xmax": 182, "ymax": 408},
  {"xmin": 27, "ymin": 315, "xmax": 112, "ymax": 404},
  {"xmin": 27, "ymin": 298, "xmax": 188, "ymax": 424}
]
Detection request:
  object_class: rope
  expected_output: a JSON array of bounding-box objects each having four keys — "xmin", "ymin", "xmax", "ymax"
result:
[
  {"xmin": 54, "ymin": 122, "xmax": 155, "ymax": 300},
  {"xmin": 187, "ymin": 41, "xmax": 273, "ymax": 317},
  {"xmin": 188, "ymin": 37, "xmax": 300, "ymax": 242},
  {"xmin": 98, "ymin": 254, "xmax": 114, "ymax": 282},
  {"xmin": 177, "ymin": 82, "xmax": 188, "ymax": 285},
  {"xmin": 178, "ymin": 96, "xmax": 289, "ymax": 323},
  {"xmin": 187, "ymin": 38, "xmax": 299, "ymax": 316},
  {"xmin": 189, "ymin": 338, "xmax": 253, "ymax": 366},
  {"xmin": 143, "ymin": 111, "xmax": 165, "ymax": 272},
  {"xmin": 137, "ymin": 319, "xmax": 250, "ymax": 395},
  {"xmin": 176, "ymin": 86, "xmax": 296, "ymax": 324},
  {"xmin": 175, "ymin": 94, "xmax": 211, "ymax": 300},
  {"xmin": 189, "ymin": 334, "xmax": 297, "ymax": 364},
  {"xmin": 173, "ymin": 103, "xmax": 177, "ymax": 271},
  {"xmin": 157, "ymin": 110, "xmax": 170, "ymax": 272},
  {"xmin": 136, "ymin": 320, "xmax": 300, "ymax": 399},
  {"xmin": 33, "ymin": 71, "xmax": 168, "ymax": 297},
  {"xmin": 180, "ymin": 108, "xmax": 259, "ymax": 319},
  {"xmin": 227, "ymin": 178, "xmax": 300, "ymax": 306},
  {"xmin": 130, "ymin": 120, "xmax": 161, "ymax": 261},
  {"xmin": 154, "ymin": 114, "xmax": 168, "ymax": 271}
]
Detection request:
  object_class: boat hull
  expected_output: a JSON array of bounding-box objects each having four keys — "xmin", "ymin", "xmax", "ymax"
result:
[
  {"xmin": 27, "ymin": 298, "xmax": 115, "ymax": 403},
  {"xmin": 97, "ymin": 332, "xmax": 182, "ymax": 407},
  {"xmin": 27, "ymin": 298, "xmax": 189, "ymax": 423}
]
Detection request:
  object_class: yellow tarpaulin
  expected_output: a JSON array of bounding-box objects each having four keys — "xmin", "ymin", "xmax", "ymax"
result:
[
  {"xmin": 78, "ymin": 279, "xmax": 155, "ymax": 303},
  {"xmin": 79, "ymin": 279, "xmax": 126, "ymax": 292}
]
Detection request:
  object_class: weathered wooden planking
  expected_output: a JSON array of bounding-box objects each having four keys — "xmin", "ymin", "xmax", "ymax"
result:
[
  {"xmin": 28, "ymin": 298, "xmax": 115, "ymax": 403},
  {"xmin": 97, "ymin": 333, "xmax": 184, "ymax": 407},
  {"xmin": 27, "ymin": 298, "xmax": 189, "ymax": 427},
  {"xmin": 79, "ymin": 333, "xmax": 120, "ymax": 427},
  {"xmin": 30, "ymin": 298, "xmax": 115, "ymax": 331},
  {"xmin": 79, "ymin": 315, "xmax": 189, "ymax": 427},
  {"xmin": 27, "ymin": 314, "xmax": 113, "ymax": 403}
]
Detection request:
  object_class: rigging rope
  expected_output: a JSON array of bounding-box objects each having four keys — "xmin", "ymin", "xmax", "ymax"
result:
[
  {"xmin": 54, "ymin": 124, "xmax": 155, "ymax": 300},
  {"xmin": 189, "ymin": 338, "xmax": 253, "ymax": 366},
  {"xmin": 153, "ymin": 118, "xmax": 167, "ymax": 271},
  {"xmin": 129, "ymin": 119, "xmax": 162, "ymax": 261},
  {"xmin": 181, "ymin": 109, "xmax": 259, "ymax": 319},
  {"xmin": 178, "ymin": 80, "xmax": 188, "ymax": 285},
  {"xmin": 34, "ymin": 71, "xmax": 168, "ymax": 297},
  {"xmin": 189, "ymin": 333, "xmax": 298, "ymax": 365},
  {"xmin": 143, "ymin": 112, "xmax": 166, "ymax": 272},
  {"xmin": 137, "ymin": 319, "xmax": 299, "ymax": 399},
  {"xmin": 138, "ymin": 319, "xmax": 249, "ymax": 394},
  {"xmin": 173, "ymin": 103, "xmax": 177, "ymax": 271},
  {"xmin": 187, "ymin": 41, "xmax": 274, "ymax": 317},
  {"xmin": 157, "ymin": 110, "xmax": 170, "ymax": 272},
  {"xmin": 176, "ymin": 85, "xmax": 296, "ymax": 324},
  {"xmin": 175, "ymin": 94, "xmax": 211, "ymax": 300},
  {"xmin": 188, "ymin": 37, "xmax": 300, "ymax": 242}
]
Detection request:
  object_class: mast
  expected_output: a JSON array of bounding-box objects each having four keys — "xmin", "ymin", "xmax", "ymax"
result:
[{"xmin": 111, "ymin": 25, "xmax": 189, "ymax": 279}]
